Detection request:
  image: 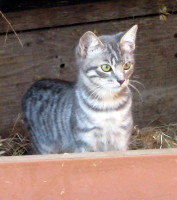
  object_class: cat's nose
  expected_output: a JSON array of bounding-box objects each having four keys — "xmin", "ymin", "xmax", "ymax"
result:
[{"xmin": 116, "ymin": 78, "xmax": 125, "ymax": 85}]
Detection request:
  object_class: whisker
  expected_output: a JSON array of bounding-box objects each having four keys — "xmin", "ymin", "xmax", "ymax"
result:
[
  {"xmin": 130, "ymin": 80, "xmax": 145, "ymax": 88},
  {"xmin": 87, "ymin": 85, "xmax": 102, "ymax": 100},
  {"xmin": 129, "ymin": 83, "xmax": 143, "ymax": 102},
  {"xmin": 132, "ymin": 75, "xmax": 140, "ymax": 79}
]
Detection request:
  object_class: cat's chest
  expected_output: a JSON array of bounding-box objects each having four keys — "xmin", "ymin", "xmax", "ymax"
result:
[
  {"xmin": 78, "ymin": 110, "xmax": 132, "ymax": 152},
  {"xmin": 93, "ymin": 111, "xmax": 128, "ymax": 131}
]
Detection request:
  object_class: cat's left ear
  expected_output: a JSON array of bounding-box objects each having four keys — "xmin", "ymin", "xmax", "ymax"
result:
[
  {"xmin": 120, "ymin": 25, "xmax": 138, "ymax": 53},
  {"xmin": 78, "ymin": 31, "xmax": 104, "ymax": 57}
]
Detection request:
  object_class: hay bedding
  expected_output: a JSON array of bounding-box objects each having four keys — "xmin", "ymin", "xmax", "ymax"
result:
[
  {"xmin": 130, "ymin": 124, "xmax": 177, "ymax": 150},
  {"xmin": 0, "ymin": 114, "xmax": 177, "ymax": 156},
  {"xmin": 0, "ymin": 114, "xmax": 30, "ymax": 156},
  {"xmin": 0, "ymin": 132, "xmax": 29, "ymax": 156}
]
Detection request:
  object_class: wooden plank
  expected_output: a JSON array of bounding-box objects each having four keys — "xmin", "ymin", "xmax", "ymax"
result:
[
  {"xmin": 1, "ymin": 148, "xmax": 177, "ymax": 162},
  {"xmin": 0, "ymin": 0, "xmax": 176, "ymax": 33},
  {"xmin": 0, "ymin": 149, "xmax": 177, "ymax": 200},
  {"xmin": 0, "ymin": 15, "xmax": 177, "ymax": 134},
  {"xmin": 0, "ymin": 0, "xmax": 108, "ymax": 12}
]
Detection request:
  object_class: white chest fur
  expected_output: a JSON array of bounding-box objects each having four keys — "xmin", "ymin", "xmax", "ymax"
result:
[
  {"xmin": 78, "ymin": 104, "xmax": 132, "ymax": 152},
  {"xmin": 76, "ymin": 87, "xmax": 133, "ymax": 151}
]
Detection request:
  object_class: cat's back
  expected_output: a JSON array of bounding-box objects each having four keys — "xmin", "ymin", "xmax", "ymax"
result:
[
  {"xmin": 22, "ymin": 78, "xmax": 75, "ymax": 123},
  {"xmin": 22, "ymin": 78, "xmax": 76, "ymax": 154},
  {"xmin": 22, "ymin": 78, "xmax": 74, "ymax": 105}
]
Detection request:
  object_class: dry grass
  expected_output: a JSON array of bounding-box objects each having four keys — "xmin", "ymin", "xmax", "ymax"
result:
[
  {"xmin": 0, "ymin": 114, "xmax": 30, "ymax": 156},
  {"xmin": 0, "ymin": 11, "xmax": 23, "ymax": 46},
  {"xmin": 130, "ymin": 123, "xmax": 177, "ymax": 150},
  {"xmin": 0, "ymin": 132, "xmax": 29, "ymax": 156}
]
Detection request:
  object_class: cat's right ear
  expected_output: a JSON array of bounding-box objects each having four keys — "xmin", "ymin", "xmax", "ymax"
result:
[
  {"xmin": 78, "ymin": 31, "xmax": 104, "ymax": 57},
  {"xmin": 120, "ymin": 25, "xmax": 138, "ymax": 53}
]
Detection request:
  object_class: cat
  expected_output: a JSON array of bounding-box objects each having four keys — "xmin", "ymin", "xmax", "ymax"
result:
[{"xmin": 22, "ymin": 25, "xmax": 138, "ymax": 154}]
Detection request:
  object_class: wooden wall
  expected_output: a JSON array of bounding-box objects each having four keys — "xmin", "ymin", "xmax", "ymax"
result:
[{"xmin": 0, "ymin": 0, "xmax": 177, "ymax": 136}]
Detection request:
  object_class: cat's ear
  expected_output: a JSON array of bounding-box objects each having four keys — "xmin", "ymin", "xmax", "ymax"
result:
[
  {"xmin": 120, "ymin": 25, "xmax": 138, "ymax": 53},
  {"xmin": 78, "ymin": 31, "xmax": 104, "ymax": 57}
]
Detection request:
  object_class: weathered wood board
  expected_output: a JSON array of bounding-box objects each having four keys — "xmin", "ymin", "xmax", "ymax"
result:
[
  {"xmin": 0, "ymin": 0, "xmax": 176, "ymax": 33},
  {"xmin": 0, "ymin": 9, "xmax": 177, "ymax": 135}
]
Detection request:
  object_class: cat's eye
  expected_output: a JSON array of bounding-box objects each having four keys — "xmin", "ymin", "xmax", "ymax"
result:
[
  {"xmin": 123, "ymin": 62, "xmax": 132, "ymax": 70},
  {"xmin": 101, "ymin": 64, "xmax": 112, "ymax": 72}
]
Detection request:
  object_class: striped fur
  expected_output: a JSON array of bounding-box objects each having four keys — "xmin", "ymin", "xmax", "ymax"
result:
[{"xmin": 22, "ymin": 25, "xmax": 138, "ymax": 154}]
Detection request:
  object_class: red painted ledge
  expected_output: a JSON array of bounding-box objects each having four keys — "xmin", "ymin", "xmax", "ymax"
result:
[{"xmin": 0, "ymin": 149, "xmax": 177, "ymax": 200}]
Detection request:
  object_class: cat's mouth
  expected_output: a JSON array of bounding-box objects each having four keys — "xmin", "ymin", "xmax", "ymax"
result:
[
  {"xmin": 113, "ymin": 79, "xmax": 129, "ymax": 88},
  {"xmin": 104, "ymin": 80, "xmax": 129, "ymax": 92},
  {"xmin": 121, "ymin": 80, "xmax": 129, "ymax": 90}
]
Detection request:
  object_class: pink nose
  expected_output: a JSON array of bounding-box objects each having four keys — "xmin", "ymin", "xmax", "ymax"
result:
[{"xmin": 116, "ymin": 78, "xmax": 125, "ymax": 85}]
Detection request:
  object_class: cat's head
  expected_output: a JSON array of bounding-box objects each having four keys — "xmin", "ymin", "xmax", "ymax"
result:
[{"xmin": 76, "ymin": 25, "xmax": 138, "ymax": 93}]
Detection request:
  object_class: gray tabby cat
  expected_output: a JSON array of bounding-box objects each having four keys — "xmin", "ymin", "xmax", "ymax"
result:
[{"xmin": 22, "ymin": 25, "xmax": 138, "ymax": 154}]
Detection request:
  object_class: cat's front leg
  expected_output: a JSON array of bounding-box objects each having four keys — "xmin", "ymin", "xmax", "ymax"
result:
[
  {"xmin": 74, "ymin": 146, "xmax": 91, "ymax": 153},
  {"xmin": 117, "ymin": 133, "xmax": 131, "ymax": 151}
]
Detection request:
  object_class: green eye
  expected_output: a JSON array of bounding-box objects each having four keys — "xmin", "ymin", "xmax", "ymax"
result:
[
  {"xmin": 123, "ymin": 62, "xmax": 132, "ymax": 70},
  {"xmin": 101, "ymin": 64, "xmax": 112, "ymax": 72}
]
